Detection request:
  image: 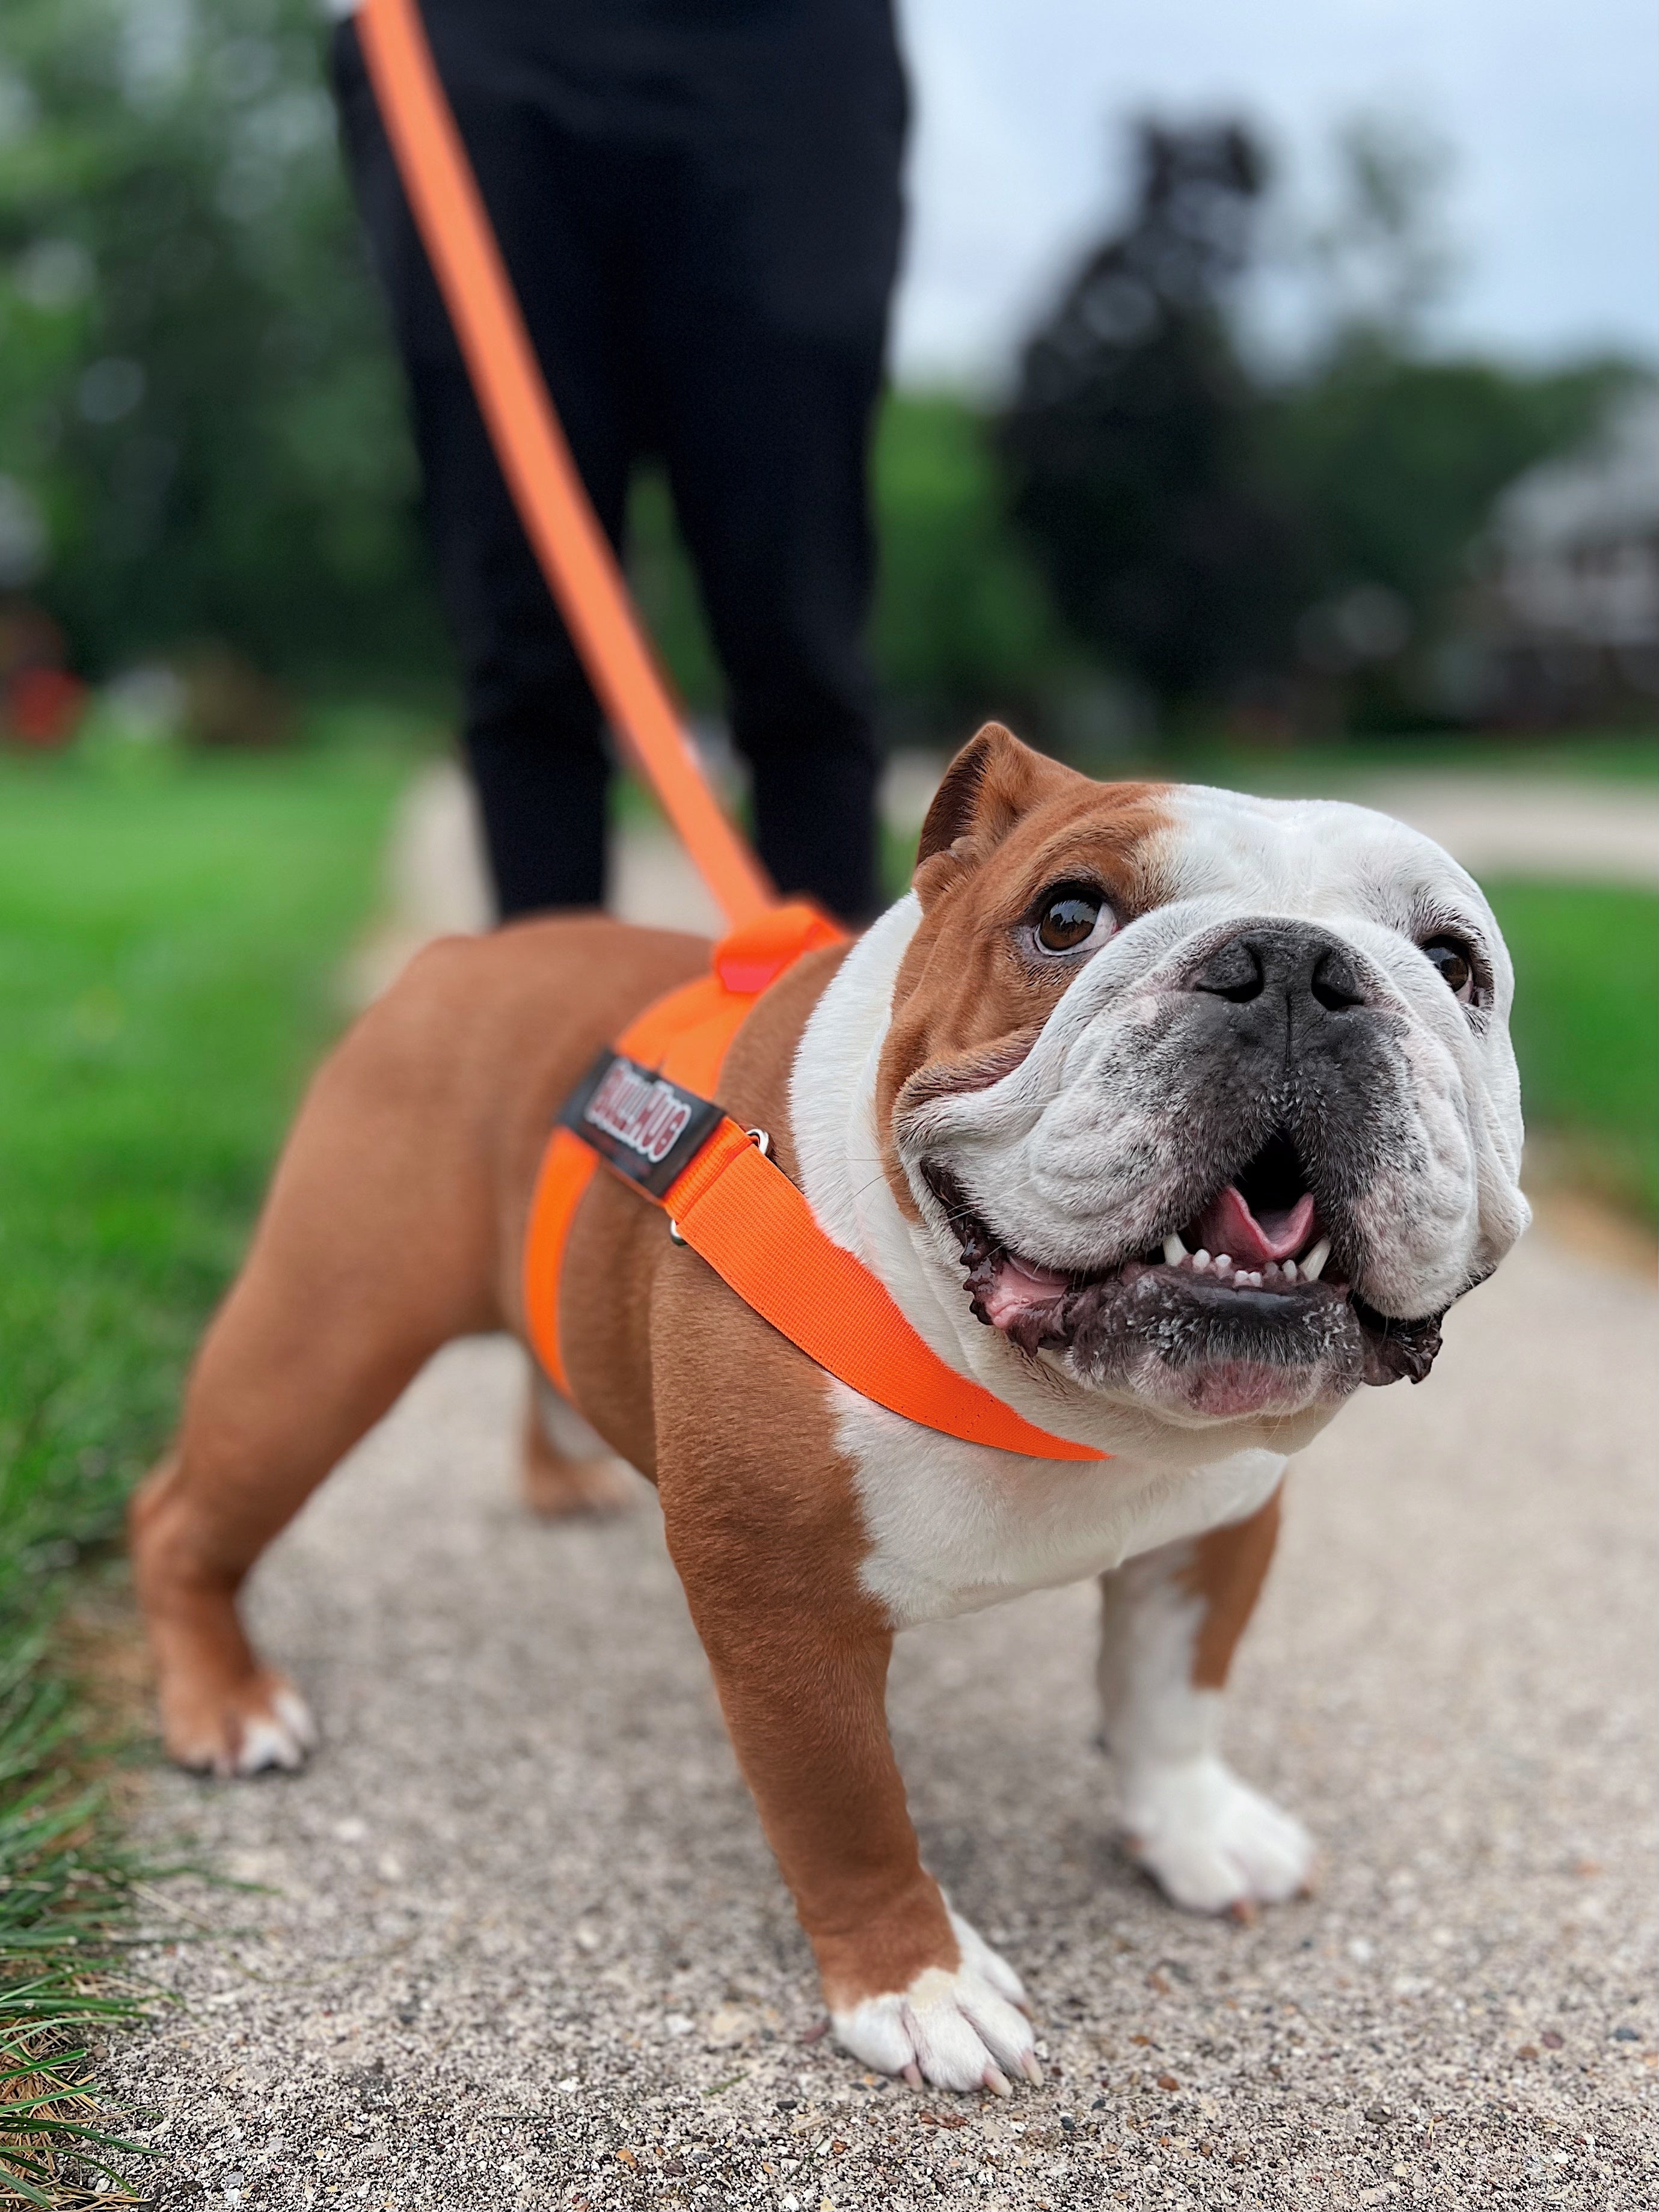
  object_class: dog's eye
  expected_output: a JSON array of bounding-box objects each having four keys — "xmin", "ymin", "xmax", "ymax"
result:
[
  {"xmin": 1421, "ymin": 934, "xmax": 1475, "ymax": 1001},
  {"xmin": 1034, "ymin": 884, "xmax": 1112, "ymax": 955}
]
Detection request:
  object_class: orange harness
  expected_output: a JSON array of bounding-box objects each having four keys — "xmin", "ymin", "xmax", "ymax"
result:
[{"xmin": 523, "ymin": 905, "xmax": 1108, "ymax": 1463}]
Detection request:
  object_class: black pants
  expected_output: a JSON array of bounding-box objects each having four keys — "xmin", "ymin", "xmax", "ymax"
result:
[{"xmin": 333, "ymin": 2, "xmax": 907, "ymax": 922}]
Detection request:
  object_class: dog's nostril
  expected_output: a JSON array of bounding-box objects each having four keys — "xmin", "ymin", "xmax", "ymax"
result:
[
  {"xmin": 1310, "ymin": 946, "xmax": 1366, "ymax": 1013},
  {"xmin": 1192, "ymin": 938, "xmax": 1265, "ymax": 1004}
]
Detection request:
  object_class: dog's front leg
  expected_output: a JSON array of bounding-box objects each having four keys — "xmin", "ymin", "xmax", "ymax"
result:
[
  {"xmin": 663, "ymin": 1506, "xmax": 1038, "ymax": 2094},
  {"xmin": 1098, "ymin": 1483, "xmax": 1314, "ymax": 1914}
]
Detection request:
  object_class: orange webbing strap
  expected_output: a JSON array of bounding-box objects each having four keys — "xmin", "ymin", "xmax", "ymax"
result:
[
  {"xmin": 658, "ymin": 1127, "xmax": 1108, "ymax": 1462},
  {"xmin": 522, "ymin": 1133, "xmax": 595, "ymax": 1396},
  {"xmin": 357, "ymin": 0, "xmax": 773, "ymax": 932},
  {"xmin": 524, "ymin": 904, "xmax": 845, "ymax": 1394}
]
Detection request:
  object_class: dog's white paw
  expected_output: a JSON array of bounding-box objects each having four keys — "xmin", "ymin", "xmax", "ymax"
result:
[
  {"xmin": 830, "ymin": 1909, "xmax": 1041, "ymax": 2095},
  {"xmin": 228, "ymin": 1684, "xmax": 318, "ymax": 1777},
  {"xmin": 1120, "ymin": 1754, "xmax": 1313, "ymax": 1914},
  {"xmin": 164, "ymin": 1668, "xmax": 319, "ymax": 1778}
]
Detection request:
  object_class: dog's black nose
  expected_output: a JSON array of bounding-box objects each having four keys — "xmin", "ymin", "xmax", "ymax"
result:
[{"xmin": 1191, "ymin": 924, "xmax": 1371, "ymax": 1017}]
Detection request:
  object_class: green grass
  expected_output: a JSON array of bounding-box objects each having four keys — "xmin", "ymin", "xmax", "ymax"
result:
[
  {"xmin": 1486, "ymin": 879, "xmax": 1659, "ymax": 1224},
  {"xmin": 0, "ymin": 739, "xmax": 405, "ymax": 2203}
]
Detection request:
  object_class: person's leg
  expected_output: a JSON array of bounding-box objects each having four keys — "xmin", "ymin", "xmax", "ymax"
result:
[
  {"xmin": 331, "ymin": 19, "xmax": 634, "ymax": 915},
  {"xmin": 640, "ymin": 12, "xmax": 907, "ymax": 924},
  {"xmin": 665, "ymin": 335, "xmax": 886, "ymax": 923}
]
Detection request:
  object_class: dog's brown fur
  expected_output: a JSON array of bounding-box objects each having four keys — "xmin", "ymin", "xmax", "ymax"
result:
[
  {"xmin": 130, "ymin": 750, "xmax": 1281, "ymax": 2024},
  {"xmin": 877, "ymin": 731, "xmax": 1172, "ymax": 1218}
]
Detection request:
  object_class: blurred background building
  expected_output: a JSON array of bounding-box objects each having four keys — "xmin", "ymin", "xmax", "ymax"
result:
[{"xmin": 1474, "ymin": 388, "xmax": 1659, "ymax": 726}]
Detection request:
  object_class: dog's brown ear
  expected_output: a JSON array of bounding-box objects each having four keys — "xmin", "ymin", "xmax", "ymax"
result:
[{"xmin": 914, "ymin": 724, "xmax": 1084, "ymax": 902}]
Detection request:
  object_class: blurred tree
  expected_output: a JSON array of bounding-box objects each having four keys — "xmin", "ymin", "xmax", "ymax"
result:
[
  {"xmin": 0, "ymin": 16, "xmax": 1641, "ymax": 743},
  {"xmin": 1264, "ymin": 117, "xmax": 1639, "ymax": 728},
  {"xmin": 1266, "ymin": 344, "xmax": 1636, "ymax": 726},
  {"xmin": 0, "ymin": 0, "xmax": 441, "ymax": 692},
  {"xmin": 1301, "ymin": 113, "xmax": 1461, "ymax": 345},
  {"xmin": 871, "ymin": 393, "xmax": 1072, "ymax": 737},
  {"xmin": 998, "ymin": 120, "xmax": 1301, "ymax": 717},
  {"xmin": 996, "ymin": 112, "xmax": 1646, "ymax": 735}
]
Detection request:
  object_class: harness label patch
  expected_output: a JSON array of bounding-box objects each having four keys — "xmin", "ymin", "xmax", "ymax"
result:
[{"xmin": 558, "ymin": 1050, "xmax": 723, "ymax": 1197}]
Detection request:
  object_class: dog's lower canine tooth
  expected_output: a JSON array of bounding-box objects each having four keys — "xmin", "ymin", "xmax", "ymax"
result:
[
  {"xmin": 1302, "ymin": 1237, "xmax": 1330, "ymax": 1282},
  {"xmin": 1162, "ymin": 1233, "xmax": 1188, "ymax": 1265}
]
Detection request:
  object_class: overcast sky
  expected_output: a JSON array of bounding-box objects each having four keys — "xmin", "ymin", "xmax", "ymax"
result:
[{"xmin": 890, "ymin": 0, "xmax": 1658, "ymax": 388}]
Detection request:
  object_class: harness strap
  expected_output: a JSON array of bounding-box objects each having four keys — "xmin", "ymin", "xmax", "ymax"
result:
[
  {"xmin": 524, "ymin": 907, "xmax": 1109, "ymax": 1465},
  {"xmin": 651, "ymin": 1123, "xmax": 1108, "ymax": 1462},
  {"xmin": 524, "ymin": 904, "xmax": 844, "ymax": 1395}
]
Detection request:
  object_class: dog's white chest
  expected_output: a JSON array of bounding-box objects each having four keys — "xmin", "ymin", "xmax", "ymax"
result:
[{"xmin": 831, "ymin": 1386, "xmax": 1286, "ymax": 1628}]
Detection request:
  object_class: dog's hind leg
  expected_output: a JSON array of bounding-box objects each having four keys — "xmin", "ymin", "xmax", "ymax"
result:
[
  {"xmin": 130, "ymin": 1009, "xmax": 498, "ymax": 1777},
  {"xmin": 519, "ymin": 1370, "xmax": 641, "ymax": 1518},
  {"xmin": 1098, "ymin": 1482, "xmax": 1314, "ymax": 1915}
]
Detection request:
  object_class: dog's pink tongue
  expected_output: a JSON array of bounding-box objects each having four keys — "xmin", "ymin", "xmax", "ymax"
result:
[
  {"xmin": 981, "ymin": 1252, "xmax": 1069, "ymax": 1329},
  {"xmin": 1192, "ymin": 1186, "xmax": 1316, "ymax": 1267}
]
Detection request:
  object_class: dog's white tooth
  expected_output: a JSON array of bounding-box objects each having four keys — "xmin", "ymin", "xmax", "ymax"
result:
[
  {"xmin": 1282, "ymin": 1259, "xmax": 1298, "ymax": 1282},
  {"xmin": 1302, "ymin": 1237, "xmax": 1330, "ymax": 1283},
  {"xmin": 1162, "ymin": 1233, "xmax": 1188, "ymax": 1266},
  {"xmin": 1263, "ymin": 1261, "xmax": 1280, "ymax": 1281},
  {"xmin": 1193, "ymin": 1249, "xmax": 1211, "ymax": 1271},
  {"xmin": 1215, "ymin": 1254, "xmax": 1232, "ymax": 1273}
]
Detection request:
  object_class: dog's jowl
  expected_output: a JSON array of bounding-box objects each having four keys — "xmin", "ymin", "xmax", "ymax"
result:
[{"xmin": 130, "ymin": 724, "xmax": 1528, "ymax": 2096}]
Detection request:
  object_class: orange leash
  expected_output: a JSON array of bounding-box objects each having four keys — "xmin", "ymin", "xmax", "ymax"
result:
[{"xmin": 356, "ymin": 0, "xmax": 772, "ymax": 931}]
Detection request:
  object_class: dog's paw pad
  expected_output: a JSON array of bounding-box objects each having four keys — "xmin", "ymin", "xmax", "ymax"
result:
[
  {"xmin": 1120, "ymin": 1754, "xmax": 1313, "ymax": 1914},
  {"xmin": 830, "ymin": 1912, "xmax": 1037, "ymax": 2094}
]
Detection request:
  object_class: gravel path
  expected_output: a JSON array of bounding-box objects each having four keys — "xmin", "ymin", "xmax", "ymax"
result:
[{"xmin": 105, "ymin": 1225, "xmax": 1655, "ymax": 2210}]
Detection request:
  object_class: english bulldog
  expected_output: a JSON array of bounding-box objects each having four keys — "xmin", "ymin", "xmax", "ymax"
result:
[{"xmin": 131, "ymin": 725, "xmax": 1528, "ymax": 2095}]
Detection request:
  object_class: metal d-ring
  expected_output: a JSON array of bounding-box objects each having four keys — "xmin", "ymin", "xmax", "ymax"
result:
[{"xmin": 668, "ymin": 1126, "xmax": 771, "ymax": 1245}]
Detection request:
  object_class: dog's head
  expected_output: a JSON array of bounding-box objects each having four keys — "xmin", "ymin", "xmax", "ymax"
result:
[{"xmin": 876, "ymin": 725, "xmax": 1529, "ymax": 1432}]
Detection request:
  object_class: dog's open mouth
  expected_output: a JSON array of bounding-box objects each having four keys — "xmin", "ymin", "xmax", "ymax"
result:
[
  {"xmin": 925, "ymin": 1130, "xmax": 1442, "ymax": 1409},
  {"xmin": 981, "ymin": 1130, "xmax": 1342, "ymax": 1325}
]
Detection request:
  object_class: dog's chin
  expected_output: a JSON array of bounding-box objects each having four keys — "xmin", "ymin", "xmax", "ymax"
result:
[
  {"xmin": 922, "ymin": 1152, "xmax": 1447, "ymax": 1432},
  {"xmin": 999, "ymin": 1264, "xmax": 1369, "ymax": 1426}
]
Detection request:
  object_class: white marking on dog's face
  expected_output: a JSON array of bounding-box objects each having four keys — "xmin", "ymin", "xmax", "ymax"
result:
[{"xmin": 892, "ymin": 779, "xmax": 1529, "ymax": 1426}]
